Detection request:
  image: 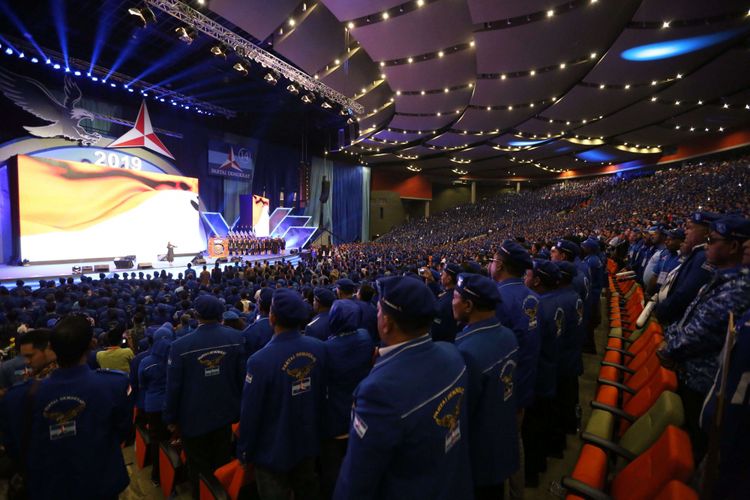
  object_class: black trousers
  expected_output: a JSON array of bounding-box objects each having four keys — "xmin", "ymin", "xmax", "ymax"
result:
[
  {"xmin": 319, "ymin": 439, "xmax": 348, "ymax": 500},
  {"xmin": 522, "ymin": 396, "xmax": 555, "ymax": 480},
  {"xmin": 475, "ymin": 482, "xmax": 505, "ymax": 500},
  {"xmin": 182, "ymin": 425, "xmax": 233, "ymax": 499},
  {"xmin": 677, "ymin": 382, "xmax": 708, "ymax": 463},
  {"xmin": 146, "ymin": 412, "xmax": 170, "ymax": 483},
  {"xmin": 255, "ymin": 457, "xmax": 319, "ymax": 500}
]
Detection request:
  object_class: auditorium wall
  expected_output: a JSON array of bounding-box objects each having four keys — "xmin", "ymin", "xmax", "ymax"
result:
[
  {"xmin": 431, "ymin": 184, "xmax": 471, "ymax": 213},
  {"xmin": 370, "ymin": 191, "xmax": 406, "ymax": 239}
]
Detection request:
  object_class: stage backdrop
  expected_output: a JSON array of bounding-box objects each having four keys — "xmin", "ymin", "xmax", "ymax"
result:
[{"xmin": 11, "ymin": 155, "xmax": 204, "ymax": 263}]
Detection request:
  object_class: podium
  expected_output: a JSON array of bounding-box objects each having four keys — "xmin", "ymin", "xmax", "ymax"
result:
[{"xmin": 208, "ymin": 237, "xmax": 229, "ymax": 259}]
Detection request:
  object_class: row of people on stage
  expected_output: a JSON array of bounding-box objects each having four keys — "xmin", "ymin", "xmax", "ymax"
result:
[{"xmin": 225, "ymin": 232, "xmax": 286, "ymax": 256}]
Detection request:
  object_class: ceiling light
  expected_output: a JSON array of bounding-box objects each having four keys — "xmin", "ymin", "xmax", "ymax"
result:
[
  {"xmin": 547, "ymin": 10, "xmax": 554, "ymax": 17},
  {"xmin": 508, "ymin": 105, "xmax": 513, "ymax": 110},
  {"xmin": 321, "ymin": 101, "xmax": 332, "ymax": 109},
  {"xmin": 560, "ymin": 63, "xmax": 566, "ymax": 69},
  {"xmin": 719, "ymin": 127, "xmax": 724, "ymax": 132},
  {"xmin": 407, "ymin": 57, "xmax": 413, "ymax": 63},
  {"xmin": 529, "ymin": 70, "xmax": 536, "ymax": 76},
  {"xmin": 486, "ymin": 106, "xmax": 491, "ymax": 111},
  {"xmin": 210, "ymin": 45, "xmax": 227, "ymax": 58},
  {"xmin": 438, "ymin": 51, "xmax": 444, "ymax": 57},
  {"xmin": 347, "ymin": 22, "xmax": 355, "ymax": 29},
  {"xmin": 599, "ymin": 84, "xmax": 605, "ymax": 89},
  {"xmin": 382, "ymin": 12, "xmax": 389, "ymax": 20},
  {"xmin": 624, "ymin": 84, "xmax": 630, "ymax": 89},
  {"xmin": 651, "ymin": 96, "xmax": 657, "ymax": 101},
  {"xmin": 420, "ymin": 90, "xmax": 425, "ymax": 95},
  {"xmin": 286, "ymin": 83, "xmax": 299, "ymax": 94},
  {"xmin": 444, "ymin": 87, "xmax": 449, "ymax": 93},
  {"xmin": 301, "ymin": 94, "xmax": 315, "ymax": 104},
  {"xmin": 662, "ymin": 21, "xmax": 670, "ymax": 28},
  {"xmin": 470, "ymin": 40, "xmax": 475, "ymax": 47},
  {"xmin": 676, "ymin": 73, "xmax": 683, "ymax": 79},
  {"xmin": 651, "ymin": 80, "xmax": 657, "ymax": 85},
  {"xmin": 723, "ymin": 103, "xmax": 729, "ymax": 109},
  {"xmin": 697, "ymin": 100, "xmax": 703, "ymax": 105},
  {"xmin": 233, "ymin": 62, "xmax": 248, "ymax": 76},
  {"xmin": 501, "ymin": 74, "xmax": 506, "ymax": 80},
  {"xmin": 175, "ymin": 26, "xmax": 196, "ymax": 44},
  {"xmin": 417, "ymin": 0, "xmax": 425, "ymax": 6},
  {"xmin": 288, "ymin": 18, "xmax": 296, "ymax": 27},
  {"xmin": 590, "ymin": 52, "xmax": 597, "ymax": 59},
  {"xmin": 379, "ymin": 61, "xmax": 385, "ymax": 67},
  {"xmin": 128, "ymin": 5, "xmax": 156, "ymax": 26},
  {"xmin": 396, "ymin": 90, "xmax": 401, "ymax": 95},
  {"xmin": 264, "ymin": 72, "xmax": 278, "ymax": 85},
  {"xmin": 334, "ymin": 59, "xmax": 340, "ymax": 65}
]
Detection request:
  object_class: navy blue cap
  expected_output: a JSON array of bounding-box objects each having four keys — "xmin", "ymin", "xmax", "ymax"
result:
[
  {"xmin": 531, "ymin": 259, "xmax": 561, "ymax": 287},
  {"xmin": 271, "ymin": 288, "xmax": 309, "ymax": 324},
  {"xmin": 194, "ymin": 295, "xmax": 224, "ymax": 321},
  {"xmin": 538, "ymin": 249, "xmax": 551, "ymax": 260},
  {"xmin": 313, "ymin": 287, "xmax": 335, "ymax": 307},
  {"xmin": 429, "ymin": 269, "xmax": 440, "ymax": 282},
  {"xmin": 666, "ymin": 228, "xmax": 686, "ymax": 240},
  {"xmin": 329, "ymin": 299, "xmax": 362, "ymax": 335},
  {"xmin": 497, "ymin": 240, "xmax": 533, "ymax": 269},
  {"xmin": 455, "ymin": 273, "xmax": 501, "ymax": 307},
  {"xmin": 258, "ymin": 288, "xmax": 274, "ymax": 309},
  {"xmin": 690, "ymin": 211, "xmax": 720, "ymax": 225},
  {"xmin": 335, "ymin": 278, "xmax": 357, "ymax": 293},
  {"xmin": 553, "ymin": 239, "xmax": 580, "ymax": 258},
  {"xmin": 647, "ymin": 225, "xmax": 666, "ymax": 235},
  {"xmin": 276, "ymin": 279, "xmax": 287, "ymax": 287},
  {"xmin": 443, "ymin": 263, "xmax": 462, "ymax": 277},
  {"xmin": 581, "ymin": 237, "xmax": 600, "ymax": 250},
  {"xmin": 222, "ymin": 311, "xmax": 239, "ymax": 321},
  {"xmin": 377, "ymin": 276, "xmax": 436, "ymax": 320},
  {"xmin": 463, "ymin": 261, "xmax": 483, "ymax": 274},
  {"xmin": 555, "ymin": 261, "xmax": 578, "ymax": 282},
  {"xmin": 711, "ymin": 216, "xmax": 750, "ymax": 241}
]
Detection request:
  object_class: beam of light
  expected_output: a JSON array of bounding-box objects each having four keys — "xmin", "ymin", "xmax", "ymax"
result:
[
  {"xmin": 128, "ymin": 41, "xmax": 199, "ymax": 87},
  {"xmin": 507, "ymin": 139, "xmax": 547, "ymax": 147},
  {"xmin": 0, "ymin": 35, "xmax": 20, "ymax": 55},
  {"xmin": 171, "ymin": 72, "xmax": 228, "ymax": 94},
  {"xmin": 51, "ymin": 0, "xmax": 69, "ymax": 69},
  {"xmin": 143, "ymin": 59, "xmax": 216, "ymax": 91},
  {"xmin": 576, "ymin": 149, "xmax": 617, "ymax": 162},
  {"xmin": 621, "ymin": 27, "xmax": 749, "ymax": 61},
  {"xmin": 105, "ymin": 29, "xmax": 145, "ymax": 81},
  {"xmin": 89, "ymin": 0, "xmax": 119, "ymax": 73},
  {"xmin": 0, "ymin": 3, "xmax": 48, "ymax": 61}
]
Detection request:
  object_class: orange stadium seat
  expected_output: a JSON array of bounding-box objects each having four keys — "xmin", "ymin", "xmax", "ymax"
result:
[{"xmin": 134, "ymin": 423, "xmax": 151, "ymax": 469}]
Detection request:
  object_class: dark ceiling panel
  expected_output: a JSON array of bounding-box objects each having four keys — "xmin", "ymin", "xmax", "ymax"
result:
[{"xmin": 209, "ymin": 0, "xmax": 299, "ymax": 41}]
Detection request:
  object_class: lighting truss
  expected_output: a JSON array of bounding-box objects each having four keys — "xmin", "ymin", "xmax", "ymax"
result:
[{"xmin": 146, "ymin": 0, "xmax": 364, "ymax": 114}]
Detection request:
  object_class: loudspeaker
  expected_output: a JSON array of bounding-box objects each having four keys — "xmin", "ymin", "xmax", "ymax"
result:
[
  {"xmin": 319, "ymin": 176, "xmax": 330, "ymax": 203},
  {"xmin": 81, "ymin": 265, "xmax": 94, "ymax": 273},
  {"xmin": 94, "ymin": 264, "xmax": 110, "ymax": 272},
  {"xmin": 137, "ymin": 262, "xmax": 153, "ymax": 269},
  {"xmin": 114, "ymin": 257, "xmax": 134, "ymax": 269},
  {"xmin": 191, "ymin": 253, "xmax": 206, "ymax": 265}
]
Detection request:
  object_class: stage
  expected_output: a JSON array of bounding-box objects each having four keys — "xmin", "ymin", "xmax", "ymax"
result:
[{"xmin": 0, "ymin": 252, "xmax": 300, "ymax": 287}]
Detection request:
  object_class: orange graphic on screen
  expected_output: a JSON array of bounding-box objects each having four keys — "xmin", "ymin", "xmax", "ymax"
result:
[
  {"xmin": 252, "ymin": 195, "xmax": 269, "ymax": 227},
  {"xmin": 17, "ymin": 155, "xmax": 199, "ymax": 236}
]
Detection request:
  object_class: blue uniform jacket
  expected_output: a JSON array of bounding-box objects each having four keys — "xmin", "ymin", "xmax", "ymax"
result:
[
  {"xmin": 431, "ymin": 288, "xmax": 460, "ymax": 343},
  {"xmin": 495, "ymin": 278, "xmax": 540, "ymax": 408},
  {"xmin": 455, "ymin": 318, "xmax": 519, "ymax": 485},
  {"xmin": 238, "ymin": 330, "xmax": 327, "ymax": 472},
  {"xmin": 556, "ymin": 286, "xmax": 584, "ymax": 376},
  {"xmin": 663, "ymin": 267, "xmax": 750, "ymax": 394},
  {"xmin": 334, "ymin": 335, "xmax": 473, "ymax": 500},
  {"xmin": 654, "ymin": 245, "xmax": 713, "ymax": 325},
  {"xmin": 0, "ymin": 365, "xmax": 131, "ymax": 499},
  {"xmin": 700, "ymin": 306, "xmax": 750, "ymax": 497},
  {"xmin": 535, "ymin": 289, "xmax": 565, "ymax": 399},
  {"xmin": 304, "ymin": 311, "xmax": 331, "ymax": 341},
  {"xmin": 139, "ymin": 338, "xmax": 171, "ymax": 413},
  {"xmin": 353, "ymin": 299, "xmax": 379, "ymax": 343},
  {"xmin": 242, "ymin": 315, "xmax": 273, "ymax": 355},
  {"xmin": 164, "ymin": 323, "xmax": 245, "ymax": 437},
  {"xmin": 585, "ymin": 254, "xmax": 605, "ymax": 296},
  {"xmin": 130, "ymin": 348, "xmax": 151, "ymax": 411}
]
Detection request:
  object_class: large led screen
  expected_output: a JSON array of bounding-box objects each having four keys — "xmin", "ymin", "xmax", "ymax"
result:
[{"xmin": 15, "ymin": 155, "xmax": 204, "ymax": 263}]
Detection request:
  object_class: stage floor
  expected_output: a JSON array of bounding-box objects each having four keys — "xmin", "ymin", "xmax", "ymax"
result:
[{"xmin": 0, "ymin": 253, "xmax": 299, "ymax": 286}]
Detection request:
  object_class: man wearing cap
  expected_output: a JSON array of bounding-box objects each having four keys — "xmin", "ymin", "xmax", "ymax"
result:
[
  {"xmin": 337, "ymin": 278, "xmax": 378, "ymax": 341},
  {"xmin": 552, "ymin": 240, "xmax": 593, "ymax": 353},
  {"xmin": 648, "ymin": 229, "xmax": 684, "ymax": 295},
  {"xmin": 305, "ymin": 287, "xmax": 336, "ymax": 341},
  {"xmin": 522, "ymin": 259, "xmax": 565, "ymax": 486},
  {"xmin": 431, "ymin": 263, "xmax": 462, "ymax": 343},
  {"xmin": 164, "ymin": 295, "xmax": 246, "ymax": 498},
  {"xmin": 699, "ymin": 237, "xmax": 750, "ymax": 500},
  {"xmin": 488, "ymin": 241, "xmax": 539, "ymax": 499},
  {"xmin": 654, "ymin": 212, "xmax": 718, "ymax": 325},
  {"xmin": 658, "ymin": 216, "xmax": 750, "ymax": 461},
  {"xmin": 238, "ymin": 289, "xmax": 328, "ymax": 499},
  {"xmin": 452, "ymin": 273, "xmax": 519, "ymax": 499},
  {"xmin": 242, "ymin": 288, "xmax": 274, "ymax": 356},
  {"xmin": 334, "ymin": 276, "xmax": 472, "ymax": 500},
  {"xmin": 641, "ymin": 226, "xmax": 666, "ymax": 285},
  {"xmin": 321, "ymin": 300, "xmax": 374, "ymax": 498}
]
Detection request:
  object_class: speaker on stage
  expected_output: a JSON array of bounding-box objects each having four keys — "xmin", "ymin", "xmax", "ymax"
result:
[
  {"xmin": 319, "ymin": 176, "xmax": 330, "ymax": 203},
  {"xmin": 114, "ymin": 255, "xmax": 135, "ymax": 269},
  {"xmin": 137, "ymin": 262, "xmax": 153, "ymax": 269},
  {"xmin": 94, "ymin": 264, "xmax": 110, "ymax": 273}
]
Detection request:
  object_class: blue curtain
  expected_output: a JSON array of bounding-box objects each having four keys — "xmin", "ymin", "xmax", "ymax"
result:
[
  {"xmin": 252, "ymin": 141, "xmax": 300, "ymax": 212},
  {"xmin": 332, "ymin": 164, "xmax": 363, "ymax": 243},
  {"xmin": 305, "ymin": 156, "xmax": 333, "ymax": 234},
  {"xmin": 361, "ymin": 166, "xmax": 371, "ymax": 242}
]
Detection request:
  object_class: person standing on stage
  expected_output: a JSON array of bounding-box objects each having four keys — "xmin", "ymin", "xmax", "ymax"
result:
[{"xmin": 167, "ymin": 242, "xmax": 176, "ymax": 265}]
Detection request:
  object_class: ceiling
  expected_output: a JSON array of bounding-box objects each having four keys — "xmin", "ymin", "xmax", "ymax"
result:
[{"xmin": 2, "ymin": 0, "xmax": 750, "ymax": 179}]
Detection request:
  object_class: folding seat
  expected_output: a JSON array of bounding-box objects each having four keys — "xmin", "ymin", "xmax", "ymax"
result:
[
  {"xmin": 563, "ymin": 425, "xmax": 694, "ymax": 500},
  {"xmin": 199, "ymin": 459, "xmax": 254, "ymax": 500},
  {"xmin": 134, "ymin": 422, "xmax": 151, "ymax": 469},
  {"xmin": 159, "ymin": 442, "xmax": 186, "ymax": 498},
  {"xmin": 653, "ymin": 480, "xmax": 698, "ymax": 500}
]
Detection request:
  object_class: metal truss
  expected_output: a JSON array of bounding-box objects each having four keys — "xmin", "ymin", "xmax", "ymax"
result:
[{"xmin": 146, "ymin": 0, "xmax": 364, "ymax": 115}]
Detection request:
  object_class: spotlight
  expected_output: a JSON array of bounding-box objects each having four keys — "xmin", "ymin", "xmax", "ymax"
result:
[
  {"xmin": 301, "ymin": 93, "xmax": 315, "ymax": 104},
  {"xmin": 233, "ymin": 62, "xmax": 249, "ymax": 76},
  {"xmin": 31, "ymin": 57, "xmax": 38, "ymax": 63},
  {"xmin": 128, "ymin": 5, "xmax": 156, "ymax": 27},
  {"xmin": 321, "ymin": 101, "xmax": 332, "ymax": 109},
  {"xmin": 210, "ymin": 44, "xmax": 227, "ymax": 58},
  {"xmin": 4, "ymin": 47, "xmax": 12, "ymax": 55},
  {"xmin": 175, "ymin": 26, "xmax": 196, "ymax": 44},
  {"xmin": 263, "ymin": 72, "xmax": 278, "ymax": 85},
  {"xmin": 286, "ymin": 83, "xmax": 299, "ymax": 95}
]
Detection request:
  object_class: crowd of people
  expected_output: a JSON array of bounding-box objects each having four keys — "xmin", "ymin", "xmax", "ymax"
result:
[{"xmin": 0, "ymin": 154, "xmax": 748, "ymax": 499}]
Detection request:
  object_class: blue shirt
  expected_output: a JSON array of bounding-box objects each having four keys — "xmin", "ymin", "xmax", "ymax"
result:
[
  {"xmin": 242, "ymin": 315, "xmax": 273, "ymax": 356},
  {"xmin": 495, "ymin": 278, "xmax": 540, "ymax": 409},
  {"xmin": 455, "ymin": 318, "xmax": 519, "ymax": 485},
  {"xmin": 164, "ymin": 323, "xmax": 245, "ymax": 437},
  {"xmin": 655, "ymin": 245, "xmax": 714, "ymax": 325},
  {"xmin": 0, "ymin": 365, "xmax": 131, "ymax": 499},
  {"xmin": 304, "ymin": 311, "xmax": 330, "ymax": 341},
  {"xmin": 431, "ymin": 288, "xmax": 460, "ymax": 343},
  {"xmin": 238, "ymin": 330, "xmax": 327, "ymax": 471},
  {"xmin": 334, "ymin": 336, "xmax": 473, "ymax": 500}
]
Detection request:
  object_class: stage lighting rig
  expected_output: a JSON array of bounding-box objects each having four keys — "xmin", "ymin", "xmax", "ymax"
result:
[
  {"xmin": 301, "ymin": 93, "xmax": 315, "ymax": 104},
  {"xmin": 175, "ymin": 26, "xmax": 196, "ymax": 44},
  {"xmin": 320, "ymin": 101, "xmax": 332, "ymax": 109},
  {"xmin": 286, "ymin": 83, "xmax": 299, "ymax": 95},
  {"xmin": 263, "ymin": 72, "xmax": 278, "ymax": 85},
  {"xmin": 128, "ymin": 4, "xmax": 157, "ymax": 26},
  {"xmin": 233, "ymin": 62, "xmax": 248, "ymax": 76}
]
